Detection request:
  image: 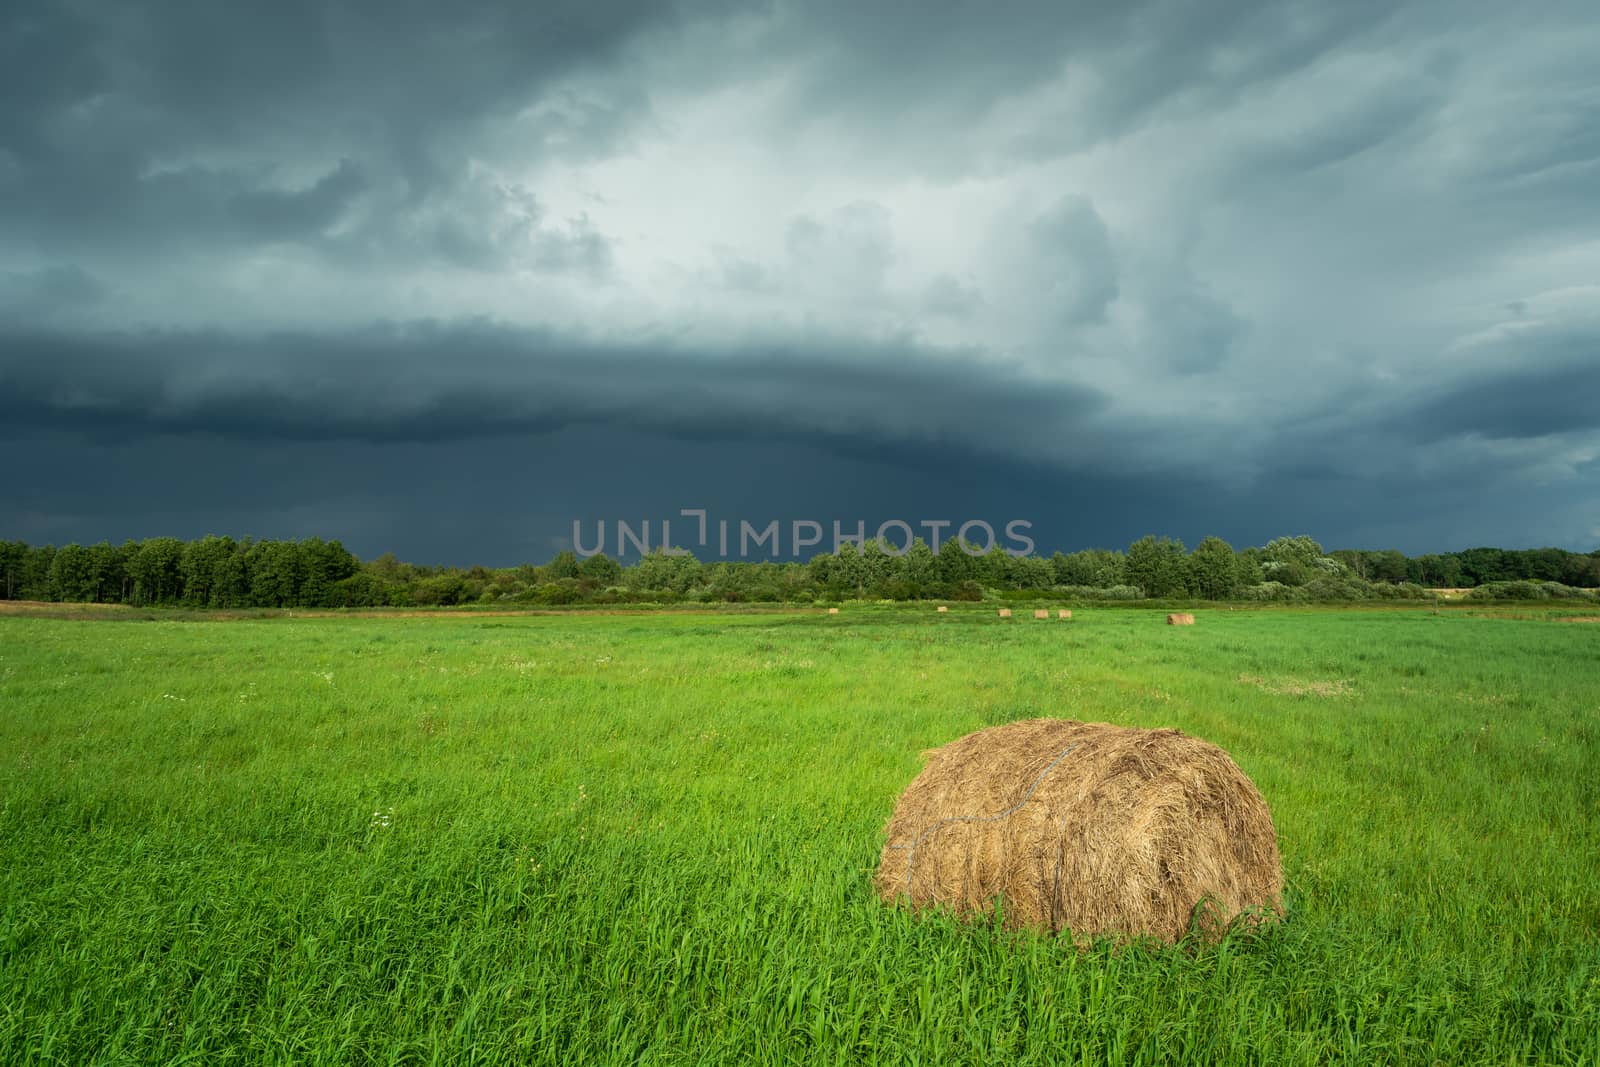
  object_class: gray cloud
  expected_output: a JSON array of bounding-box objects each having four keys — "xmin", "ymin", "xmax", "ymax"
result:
[
  {"xmin": 719, "ymin": 0, "xmax": 1412, "ymax": 174},
  {"xmin": 1027, "ymin": 197, "xmax": 1119, "ymax": 326},
  {"xmin": 3, "ymin": 0, "xmax": 1599, "ymax": 554},
  {"xmin": 1139, "ymin": 278, "xmax": 1242, "ymax": 375},
  {"xmin": 0, "ymin": 264, "xmax": 106, "ymax": 317},
  {"xmin": 785, "ymin": 202, "xmax": 896, "ymax": 301},
  {"xmin": 0, "ymin": 320, "xmax": 1109, "ymax": 458},
  {"xmin": 0, "ymin": 0, "xmax": 700, "ymax": 263},
  {"xmin": 920, "ymin": 275, "xmax": 984, "ymax": 318},
  {"xmin": 1401, "ymin": 356, "xmax": 1600, "ymax": 443},
  {"xmin": 228, "ymin": 160, "xmax": 369, "ymax": 238}
]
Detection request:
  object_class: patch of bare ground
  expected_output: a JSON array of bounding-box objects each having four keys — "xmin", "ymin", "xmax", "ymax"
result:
[
  {"xmin": 0, "ymin": 602, "xmax": 812, "ymax": 621},
  {"xmin": 333, "ymin": 607, "xmax": 806, "ymax": 619},
  {"xmin": 1238, "ymin": 673, "xmax": 1354, "ymax": 698},
  {"xmin": 0, "ymin": 600, "xmax": 133, "ymax": 616}
]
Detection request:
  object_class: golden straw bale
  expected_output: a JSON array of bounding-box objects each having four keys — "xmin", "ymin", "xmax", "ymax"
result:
[{"xmin": 876, "ymin": 719, "xmax": 1282, "ymax": 944}]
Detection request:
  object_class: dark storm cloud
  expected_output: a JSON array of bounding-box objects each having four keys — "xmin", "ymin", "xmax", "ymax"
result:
[
  {"xmin": 0, "ymin": 426, "xmax": 1234, "ymax": 565},
  {"xmin": 227, "ymin": 161, "xmax": 369, "ymax": 238},
  {"xmin": 0, "ymin": 320, "xmax": 1109, "ymax": 454},
  {"xmin": 1238, "ymin": 72, "xmax": 1447, "ymax": 179},
  {"xmin": 3, "ymin": 0, "xmax": 1598, "ymax": 556},
  {"xmin": 1, "ymin": 0, "xmax": 686, "ymax": 156},
  {"xmin": 738, "ymin": 0, "xmax": 1408, "ymax": 170},
  {"xmin": 8, "ymin": 419, "xmax": 1590, "ymax": 566},
  {"xmin": 1400, "ymin": 355, "xmax": 1600, "ymax": 443},
  {"xmin": 0, "ymin": 0, "xmax": 706, "ymax": 257}
]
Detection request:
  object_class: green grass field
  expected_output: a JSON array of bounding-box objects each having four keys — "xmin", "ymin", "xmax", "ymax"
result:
[{"xmin": 2, "ymin": 606, "xmax": 1597, "ymax": 1064}]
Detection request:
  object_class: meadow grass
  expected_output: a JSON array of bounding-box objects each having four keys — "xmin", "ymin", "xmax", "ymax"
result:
[{"xmin": 1, "ymin": 606, "xmax": 1597, "ymax": 1064}]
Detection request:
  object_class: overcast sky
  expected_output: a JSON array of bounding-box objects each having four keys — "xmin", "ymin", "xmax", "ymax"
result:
[{"xmin": 3, "ymin": 0, "xmax": 1598, "ymax": 564}]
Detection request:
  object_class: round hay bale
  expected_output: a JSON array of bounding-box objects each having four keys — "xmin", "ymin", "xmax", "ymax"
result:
[
  {"xmin": 1057, "ymin": 609, "xmax": 1072, "ymax": 620},
  {"xmin": 1166, "ymin": 612, "xmax": 1196, "ymax": 626},
  {"xmin": 827, "ymin": 607, "xmax": 840, "ymax": 615},
  {"xmin": 1033, "ymin": 609, "xmax": 1049, "ymax": 619},
  {"xmin": 936, "ymin": 605, "xmax": 949, "ymax": 613},
  {"xmin": 876, "ymin": 718, "xmax": 1282, "ymax": 944},
  {"xmin": 997, "ymin": 608, "xmax": 1013, "ymax": 618}
]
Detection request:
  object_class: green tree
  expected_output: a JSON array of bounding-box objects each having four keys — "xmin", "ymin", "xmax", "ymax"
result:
[
  {"xmin": 776, "ymin": 561, "xmax": 816, "ymax": 602},
  {"xmin": 413, "ymin": 572, "xmax": 466, "ymax": 606},
  {"xmin": 1235, "ymin": 552, "xmax": 1264, "ymax": 587},
  {"xmin": 211, "ymin": 540, "xmax": 250, "ymax": 607},
  {"xmin": 328, "ymin": 570, "xmax": 386, "ymax": 607},
  {"xmin": 85, "ymin": 541, "xmax": 123, "ymax": 602},
  {"xmin": 935, "ymin": 538, "xmax": 976, "ymax": 584},
  {"xmin": 1189, "ymin": 536, "xmax": 1242, "ymax": 599},
  {"xmin": 1052, "ymin": 549, "xmax": 1124, "ymax": 587},
  {"xmin": 902, "ymin": 538, "xmax": 937, "ymax": 590},
  {"xmin": 1257, "ymin": 537, "xmax": 1325, "ymax": 588},
  {"xmin": 1008, "ymin": 554, "xmax": 1054, "ymax": 590},
  {"xmin": 1330, "ymin": 549, "xmax": 1368, "ymax": 579},
  {"xmin": 546, "ymin": 550, "xmax": 581, "ymax": 580},
  {"xmin": 1367, "ymin": 549, "xmax": 1410, "ymax": 584},
  {"xmin": 1263, "ymin": 535, "xmax": 1325, "ymax": 569},
  {"xmin": 834, "ymin": 541, "xmax": 866, "ymax": 596},
  {"xmin": 976, "ymin": 544, "xmax": 1011, "ymax": 588},
  {"xmin": 1125, "ymin": 536, "xmax": 1190, "ymax": 597},
  {"xmin": 1416, "ymin": 554, "xmax": 1462, "ymax": 588},
  {"xmin": 625, "ymin": 550, "xmax": 703, "ymax": 595},
  {"xmin": 1456, "ymin": 547, "xmax": 1509, "ymax": 585},
  {"xmin": 181, "ymin": 535, "xmax": 238, "ymax": 606},
  {"xmin": 807, "ymin": 551, "xmax": 843, "ymax": 594},
  {"xmin": 1519, "ymin": 547, "xmax": 1568, "ymax": 582},
  {"xmin": 23, "ymin": 545, "xmax": 55, "ymax": 600},
  {"xmin": 858, "ymin": 540, "xmax": 895, "ymax": 593},
  {"xmin": 578, "ymin": 552, "xmax": 622, "ymax": 585},
  {"xmin": 245, "ymin": 540, "xmax": 302, "ymax": 607},
  {"xmin": 49, "ymin": 544, "xmax": 95, "ymax": 601},
  {"xmin": 127, "ymin": 538, "xmax": 185, "ymax": 604},
  {"xmin": 0, "ymin": 541, "xmax": 27, "ymax": 599},
  {"xmin": 299, "ymin": 538, "xmax": 358, "ymax": 607},
  {"xmin": 1559, "ymin": 552, "xmax": 1600, "ymax": 588}
]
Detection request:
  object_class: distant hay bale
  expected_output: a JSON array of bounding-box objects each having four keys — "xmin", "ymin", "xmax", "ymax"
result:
[
  {"xmin": 1166, "ymin": 613, "xmax": 1196, "ymax": 626},
  {"xmin": 1033, "ymin": 609, "xmax": 1049, "ymax": 619},
  {"xmin": 997, "ymin": 608, "xmax": 1013, "ymax": 618},
  {"xmin": 876, "ymin": 719, "xmax": 1282, "ymax": 944},
  {"xmin": 937, "ymin": 605, "xmax": 949, "ymax": 613},
  {"xmin": 1058, "ymin": 610, "xmax": 1072, "ymax": 620},
  {"xmin": 827, "ymin": 607, "xmax": 840, "ymax": 615}
]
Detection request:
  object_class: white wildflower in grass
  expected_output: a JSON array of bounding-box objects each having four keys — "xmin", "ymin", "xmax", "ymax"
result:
[{"xmin": 370, "ymin": 807, "xmax": 394, "ymax": 829}]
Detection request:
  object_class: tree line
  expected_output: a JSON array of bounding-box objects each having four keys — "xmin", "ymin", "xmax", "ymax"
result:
[{"xmin": 2, "ymin": 534, "xmax": 1597, "ymax": 608}]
